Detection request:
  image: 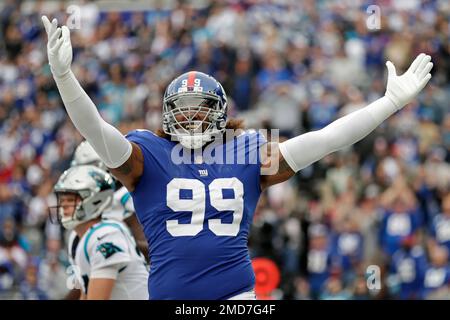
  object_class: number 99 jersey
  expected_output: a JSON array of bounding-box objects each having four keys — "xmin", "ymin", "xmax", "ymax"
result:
[{"xmin": 126, "ymin": 129, "xmax": 266, "ymax": 299}]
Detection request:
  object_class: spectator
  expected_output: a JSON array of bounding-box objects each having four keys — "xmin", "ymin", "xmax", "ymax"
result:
[
  {"xmin": 421, "ymin": 246, "xmax": 450, "ymax": 299},
  {"xmin": 429, "ymin": 193, "xmax": 450, "ymax": 254},
  {"xmin": 379, "ymin": 184, "xmax": 423, "ymax": 256},
  {"xmin": 0, "ymin": 217, "xmax": 28, "ymax": 290},
  {"xmin": 331, "ymin": 217, "xmax": 364, "ymax": 283},
  {"xmin": 293, "ymin": 277, "xmax": 311, "ymax": 300},
  {"xmin": 306, "ymin": 224, "xmax": 334, "ymax": 299},
  {"xmin": 38, "ymin": 239, "xmax": 68, "ymax": 300},
  {"xmin": 388, "ymin": 235, "xmax": 427, "ymax": 299},
  {"xmin": 352, "ymin": 275, "xmax": 371, "ymax": 300},
  {"xmin": 319, "ymin": 277, "xmax": 352, "ymax": 300},
  {"xmin": 18, "ymin": 257, "xmax": 47, "ymax": 300}
]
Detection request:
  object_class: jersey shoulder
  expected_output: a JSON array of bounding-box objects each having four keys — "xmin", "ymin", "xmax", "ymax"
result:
[
  {"xmin": 102, "ymin": 186, "xmax": 134, "ymax": 221},
  {"xmin": 113, "ymin": 186, "xmax": 132, "ymax": 207},
  {"xmin": 125, "ymin": 129, "xmax": 175, "ymax": 167},
  {"xmin": 235, "ymin": 129, "xmax": 268, "ymax": 150},
  {"xmin": 125, "ymin": 129, "xmax": 168, "ymax": 149},
  {"xmin": 237, "ymin": 129, "xmax": 267, "ymax": 142},
  {"xmin": 82, "ymin": 220, "xmax": 131, "ymax": 264},
  {"xmin": 233, "ymin": 129, "xmax": 267, "ymax": 164},
  {"xmin": 115, "ymin": 186, "xmax": 135, "ymax": 215}
]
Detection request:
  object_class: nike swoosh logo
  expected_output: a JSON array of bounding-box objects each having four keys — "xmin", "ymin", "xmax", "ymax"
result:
[{"xmin": 97, "ymin": 235, "xmax": 107, "ymax": 241}]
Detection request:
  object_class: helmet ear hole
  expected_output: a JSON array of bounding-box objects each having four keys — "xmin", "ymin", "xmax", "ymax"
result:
[
  {"xmin": 217, "ymin": 120, "xmax": 226, "ymax": 129},
  {"xmin": 76, "ymin": 204, "xmax": 85, "ymax": 220}
]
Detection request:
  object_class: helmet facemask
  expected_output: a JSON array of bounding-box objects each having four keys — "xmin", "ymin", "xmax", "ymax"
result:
[
  {"xmin": 50, "ymin": 189, "xmax": 114, "ymax": 230},
  {"xmin": 50, "ymin": 165, "xmax": 115, "ymax": 230},
  {"xmin": 49, "ymin": 192, "xmax": 84, "ymax": 230},
  {"xmin": 162, "ymin": 93, "xmax": 226, "ymax": 149}
]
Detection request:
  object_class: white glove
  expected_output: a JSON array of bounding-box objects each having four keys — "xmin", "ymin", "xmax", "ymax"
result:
[
  {"xmin": 42, "ymin": 16, "xmax": 73, "ymax": 78},
  {"xmin": 385, "ymin": 53, "xmax": 433, "ymax": 110}
]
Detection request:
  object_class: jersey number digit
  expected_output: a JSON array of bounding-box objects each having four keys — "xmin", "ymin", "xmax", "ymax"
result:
[
  {"xmin": 166, "ymin": 178, "xmax": 244, "ymax": 237},
  {"xmin": 166, "ymin": 179, "xmax": 205, "ymax": 237}
]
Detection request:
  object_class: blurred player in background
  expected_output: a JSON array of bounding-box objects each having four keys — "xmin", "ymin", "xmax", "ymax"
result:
[
  {"xmin": 51, "ymin": 165, "xmax": 148, "ymax": 300},
  {"xmin": 41, "ymin": 12, "xmax": 433, "ymax": 300},
  {"xmin": 64, "ymin": 140, "xmax": 148, "ymax": 299},
  {"xmin": 70, "ymin": 140, "xmax": 147, "ymax": 258}
]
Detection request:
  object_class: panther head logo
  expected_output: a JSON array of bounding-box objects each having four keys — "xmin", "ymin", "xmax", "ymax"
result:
[{"xmin": 96, "ymin": 242, "xmax": 123, "ymax": 259}]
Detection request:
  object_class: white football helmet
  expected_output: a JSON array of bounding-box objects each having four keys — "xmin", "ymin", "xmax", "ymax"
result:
[
  {"xmin": 71, "ymin": 140, "xmax": 107, "ymax": 171},
  {"xmin": 51, "ymin": 165, "xmax": 115, "ymax": 229}
]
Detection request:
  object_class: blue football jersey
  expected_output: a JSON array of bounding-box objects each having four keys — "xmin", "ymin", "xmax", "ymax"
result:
[{"xmin": 126, "ymin": 129, "xmax": 266, "ymax": 299}]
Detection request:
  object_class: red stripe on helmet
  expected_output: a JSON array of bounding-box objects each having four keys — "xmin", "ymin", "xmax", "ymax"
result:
[{"xmin": 187, "ymin": 71, "xmax": 196, "ymax": 87}]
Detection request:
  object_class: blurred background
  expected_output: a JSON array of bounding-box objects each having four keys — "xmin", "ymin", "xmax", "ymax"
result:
[{"xmin": 0, "ymin": 0, "xmax": 449, "ymax": 300}]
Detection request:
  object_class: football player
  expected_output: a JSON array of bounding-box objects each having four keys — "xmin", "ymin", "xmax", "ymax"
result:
[
  {"xmin": 42, "ymin": 16, "xmax": 433, "ymax": 299},
  {"xmin": 51, "ymin": 165, "xmax": 149, "ymax": 300},
  {"xmin": 70, "ymin": 140, "xmax": 148, "ymax": 260}
]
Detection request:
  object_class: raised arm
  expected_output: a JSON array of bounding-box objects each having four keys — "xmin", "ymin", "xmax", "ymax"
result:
[
  {"xmin": 42, "ymin": 16, "xmax": 142, "ymax": 190},
  {"xmin": 261, "ymin": 53, "xmax": 433, "ymax": 189}
]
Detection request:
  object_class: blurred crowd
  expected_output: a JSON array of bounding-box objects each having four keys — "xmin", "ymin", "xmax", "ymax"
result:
[{"xmin": 0, "ymin": 0, "xmax": 449, "ymax": 300}]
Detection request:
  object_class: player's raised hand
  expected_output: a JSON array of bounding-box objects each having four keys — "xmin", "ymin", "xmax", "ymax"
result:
[
  {"xmin": 385, "ymin": 53, "xmax": 433, "ymax": 110},
  {"xmin": 42, "ymin": 16, "xmax": 73, "ymax": 77}
]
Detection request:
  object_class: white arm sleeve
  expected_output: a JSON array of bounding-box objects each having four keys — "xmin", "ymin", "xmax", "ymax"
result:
[
  {"xmin": 279, "ymin": 96, "xmax": 397, "ymax": 172},
  {"xmin": 54, "ymin": 70, "xmax": 132, "ymax": 168}
]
